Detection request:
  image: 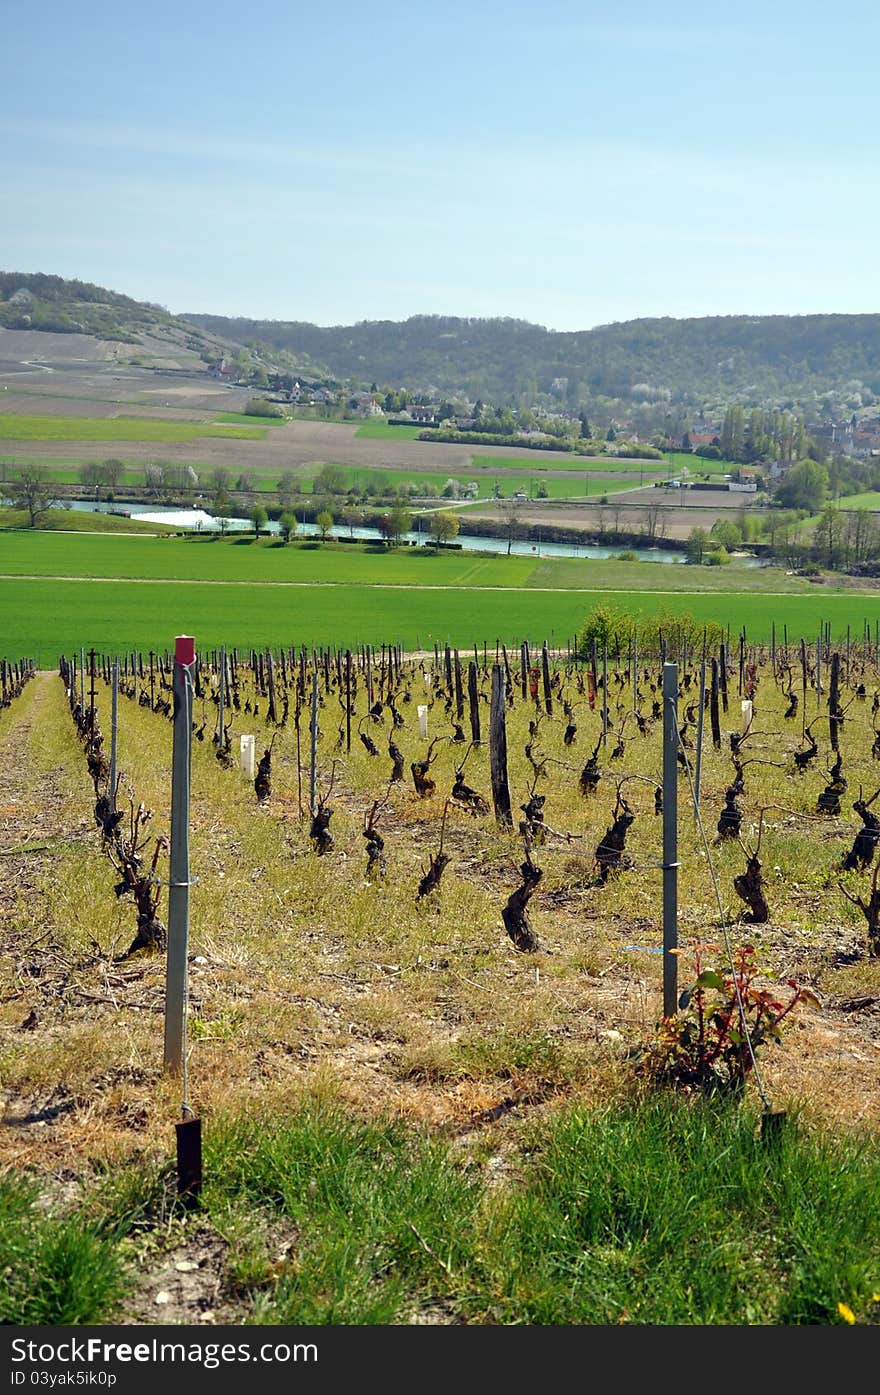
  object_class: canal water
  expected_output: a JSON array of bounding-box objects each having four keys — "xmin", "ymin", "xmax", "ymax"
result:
[{"xmin": 51, "ymin": 500, "xmax": 763, "ymax": 566}]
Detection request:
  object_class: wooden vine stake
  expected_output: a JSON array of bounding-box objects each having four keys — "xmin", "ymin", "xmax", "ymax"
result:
[
  {"xmin": 163, "ymin": 634, "xmax": 201, "ymax": 1206},
  {"xmin": 468, "ymin": 660, "xmax": 481, "ymax": 745}
]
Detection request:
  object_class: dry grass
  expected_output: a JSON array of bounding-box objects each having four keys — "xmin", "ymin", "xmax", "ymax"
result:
[{"xmin": 2, "ymin": 648, "xmax": 880, "ymax": 1184}]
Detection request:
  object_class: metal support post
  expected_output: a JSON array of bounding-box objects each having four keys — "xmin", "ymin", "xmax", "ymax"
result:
[
  {"xmin": 310, "ymin": 672, "xmax": 318, "ymax": 817},
  {"xmin": 662, "ymin": 661, "xmax": 679, "ymax": 1018},
  {"xmin": 218, "ymin": 645, "xmax": 225, "ymax": 749},
  {"xmin": 694, "ymin": 657, "xmax": 706, "ymax": 816},
  {"xmin": 163, "ymin": 635, "xmax": 195, "ymax": 1077},
  {"xmin": 110, "ymin": 660, "xmax": 119, "ymax": 812}
]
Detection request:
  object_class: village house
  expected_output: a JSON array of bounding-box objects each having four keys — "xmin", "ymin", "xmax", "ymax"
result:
[
  {"xmin": 210, "ymin": 356, "xmax": 237, "ymax": 379},
  {"xmin": 853, "ymin": 418, "xmax": 880, "ymax": 457},
  {"xmin": 349, "ymin": 393, "xmax": 383, "ymax": 416}
]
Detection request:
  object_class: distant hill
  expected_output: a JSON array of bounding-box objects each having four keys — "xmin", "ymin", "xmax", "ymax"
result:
[
  {"xmin": 182, "ymin": 310, "xmax": 880, "ymax": 410},
  {"xmin": 0, "ymin": 271, "xmax": 201, "ymax": 345},
  {"xmin": 0, "ymin": 271, "xmax": 332, "ymax": 382},
  {"xmin": 3, "ymin": 272, "xmax": 878, "ymax": 412}
]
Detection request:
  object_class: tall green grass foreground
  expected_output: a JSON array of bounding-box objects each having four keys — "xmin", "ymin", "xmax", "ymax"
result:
[
  {"xmin": 477, "ymin": 1099, "xmax": 880, "ymax": 1325},
  {"xmin": 44, "ymin": 1099, "xmax": 876, "ymax": 1326},
  {"xmin": 0, "ymin": 1175, "xmax": 123, "ymax": 1323}
]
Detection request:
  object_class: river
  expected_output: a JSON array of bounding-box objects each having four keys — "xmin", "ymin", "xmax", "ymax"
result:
[{"xmin": 51, "ymin": 500, "xmax": 764, "ymax": 566}]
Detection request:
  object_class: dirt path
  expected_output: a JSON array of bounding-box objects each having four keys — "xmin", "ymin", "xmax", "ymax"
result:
[
  {"xmin": 0, "ymin": 672, "xmax": 83, "ymax": 939},
  {"xmin": 0, "ymin": 673, "xmax": 251, "ymax": 1323},
  {"xmin": 0, "ymin": 673, "xmax": 165, "ymax": 1165},
  {"xmin": 0, "ymin": 675, "xmax": 91, "ymax": 1139}
]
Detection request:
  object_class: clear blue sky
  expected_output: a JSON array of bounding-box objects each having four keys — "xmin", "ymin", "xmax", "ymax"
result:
[{"xmin": 2, "ymin": 0, "xmax": 877, "ymax": 331}]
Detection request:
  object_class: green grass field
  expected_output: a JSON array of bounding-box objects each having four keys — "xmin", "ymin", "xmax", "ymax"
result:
[
  {"xmin": 0, "ymin": 530, "xmax": 827, "ymax": 590},
  {"xmin": 354, "ymin": 420, "xmax": 424, "ymax": 440},
  {"xmin": 4, "ymin": 456, "xmax": 648, "ymax": 500},
  {"xmin": 1, "ymin": 463, "xmax": 154, "ymax": 479},
  {"xmin": 1, "ymin": 532, "xmax": 877, "ymax": 663},
  {"xmin": 0, "ymin": 507, "xmax": 184, "ymax": 535},
  {"xmin": 662, "ymin": 450, "xmax": 735, "ymax": 478},
  {"xmin": 6, "ymin": 575, "xmax": 876, "ymax": 666},
  {"xmin": 3, "ymin": 461, "xmax": 277, "ymax": 492},
  {"xmin": 355, "ymin": 433, "xmax": 735, "ymax": 475},
  {"xmin": 0, "ymin": 414, "xmax": 268, "ymax": 443},
  {"xmin": 3, "ymin": 466, "xmax": 136, "ymax": 485},
  {"xmin": 465, "ymin": 457, "xmax": 665, "ymax": 494},
  {"xmin": 836, "ymin": 492, "xmax": 880, "ymax": 511},
  {"xmin": 471, "ymin": 453, "xmax": 663, "ymax": 476},
  {"xmin": 312, "ymin": 464, "xmax": 645, "ymax": 499},
  {"xmin": 351, "ymin": 429, "xmax": 734, "ymax": 478},
  {"xmin": 0, "ymin": 532, "xmax": 535, "ymax": 584}
]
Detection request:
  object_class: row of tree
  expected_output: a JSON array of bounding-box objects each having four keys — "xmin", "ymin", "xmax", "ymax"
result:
[
  {"xmin": 713, "ymin": 406, "xmax": 809, "ymax": 465},
  {"xmin": 685, "ymin": 499, "xmax": 880, "ymax": 571},
  {"xmin": 235, "ymin": 504, "xmax": 461, "ymax": 548}
]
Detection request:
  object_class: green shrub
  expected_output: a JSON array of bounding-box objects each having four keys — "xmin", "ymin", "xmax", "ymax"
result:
[
  {"xmin": 640, "ymin": 609, "xmax": 725, "ymax": 652},
  {"xmin": 576, "ymin": 604, "xmax": 635, "ymax": 656},
  {"xmin": 244, "ymin": 397, "xmax": 284, "ymax": 419},
  {"xmin": 577, "ymin": 604, "xmax": 724, "ymax": 659}
]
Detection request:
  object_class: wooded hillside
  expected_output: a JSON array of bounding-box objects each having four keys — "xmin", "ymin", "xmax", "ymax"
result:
[{"xmin": 182, "ymin": 310, "xmax": 880, "ymax": 408}]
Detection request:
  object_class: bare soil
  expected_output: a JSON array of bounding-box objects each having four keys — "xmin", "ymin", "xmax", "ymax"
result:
[
  {"xmin": 468, "ymin": 492, "xmax": 756, "ymax": 540},
  {"xmin": 0, "ymin": 328, "xmax": 115, "ymax": 367}
]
